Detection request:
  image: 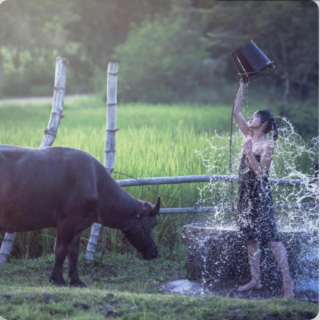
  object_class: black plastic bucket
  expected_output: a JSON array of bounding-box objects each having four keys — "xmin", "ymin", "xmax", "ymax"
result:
[{"xmin": 231, "ymin": 40, "xmax": 275, "ymax": 82}]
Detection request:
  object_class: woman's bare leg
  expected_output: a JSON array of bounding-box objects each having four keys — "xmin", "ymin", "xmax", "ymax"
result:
[
  {"xmin": 237, "ymin": 240, "xmax": 262, "ymax": 291},
  {"xmin": 269, "ymin": 241, "xmax": 294, "ymax": 299}
]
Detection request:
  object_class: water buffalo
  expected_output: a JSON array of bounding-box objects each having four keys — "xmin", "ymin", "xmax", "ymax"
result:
[{"xmin": 0, "ymin": 144, "xmax": 160, "ymax": 287}]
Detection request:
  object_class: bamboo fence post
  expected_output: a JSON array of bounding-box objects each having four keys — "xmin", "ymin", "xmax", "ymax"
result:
[
  {"xmin": 86, "ymin": 62, "xmax": 119, "ymax": 264},
  {"xmin": 0, "ymin": 57, "xmax": 68, "ymax": 266}
]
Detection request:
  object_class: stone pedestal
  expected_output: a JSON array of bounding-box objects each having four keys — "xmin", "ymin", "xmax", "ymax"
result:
[{"xmin": 182, "ymin": 222, "xmax": 318, "ymax": 295}]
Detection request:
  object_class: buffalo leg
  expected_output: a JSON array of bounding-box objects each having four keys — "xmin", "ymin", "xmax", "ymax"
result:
[
  {"xmin": 67, "ymin": 234, "xmax": 86, "ymax": 287},
  {"xmin": 50, "ymin": 225, "xmax": 76, "ymax": 286}
]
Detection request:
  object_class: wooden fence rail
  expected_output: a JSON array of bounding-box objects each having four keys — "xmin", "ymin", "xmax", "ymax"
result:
[
  {"xmin": 116, "ymin": 174, "xmax": 317, "ymax": 188},
  {"xmin": 159, "ymin": 202, "xmax": 317, "ymax": 215},
  {"xmin": 116, "ymin": 174, "xmax": 318, "ymax": 215}
]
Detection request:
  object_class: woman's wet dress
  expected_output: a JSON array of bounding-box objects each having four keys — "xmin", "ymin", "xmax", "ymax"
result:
[{"xmin": 237, "ymin": 152, "xmax": 280, "ymax": 245}]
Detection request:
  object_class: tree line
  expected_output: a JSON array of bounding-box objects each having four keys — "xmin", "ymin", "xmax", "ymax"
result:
[{"xmin": 0, "ymin": 0, "xmax": 318, "ymax": 136}]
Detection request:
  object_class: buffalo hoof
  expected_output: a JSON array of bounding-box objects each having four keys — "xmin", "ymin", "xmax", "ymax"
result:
[
  {"xmin": 50, "ymin": 275, "xmax": 67, "ymax": 287},
  {"xmin": 68, "ymin": 279, "xmax": 87, "ymax": 288}
]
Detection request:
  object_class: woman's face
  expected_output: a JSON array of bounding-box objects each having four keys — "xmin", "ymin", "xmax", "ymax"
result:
[{"xmin": 248, "ymin": 112, "xmax": 261, "ymax": 128}]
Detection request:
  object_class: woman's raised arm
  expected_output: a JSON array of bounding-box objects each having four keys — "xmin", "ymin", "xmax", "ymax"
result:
[{"xmin": 233, "ymin": 82, "xmax": 251, "ymax": 137}]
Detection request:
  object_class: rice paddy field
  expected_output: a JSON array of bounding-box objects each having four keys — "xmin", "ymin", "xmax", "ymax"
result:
[
  {"xmin": 0, "ymin": 96, "xmax": 249, "ymax": 258},
  {"xmin": 0, "ymin": 96, "xmax": 318, "ymax": 320},
  {"xmin": 0, "ymin": 96, "xmax": 316, "ymax": 258}
]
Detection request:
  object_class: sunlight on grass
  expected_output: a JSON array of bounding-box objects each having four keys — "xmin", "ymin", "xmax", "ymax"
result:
[{"xmin": 0, "ymin": 97, "xmax": 312, "ymax": 258}]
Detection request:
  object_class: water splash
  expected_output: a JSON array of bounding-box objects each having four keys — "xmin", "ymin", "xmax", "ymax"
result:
[
  {"xmin": 190, "ymin": 115, "xmax": 319, "ymax": 301},
  {"xmin": 194, "ymin": 117, "xmax": 318, "ymax": 226}
]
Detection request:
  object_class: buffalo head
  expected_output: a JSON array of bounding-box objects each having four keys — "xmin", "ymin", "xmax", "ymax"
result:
[{"xmin": 123, "ymin": 197, "xmax": 160, "ymax": 260}]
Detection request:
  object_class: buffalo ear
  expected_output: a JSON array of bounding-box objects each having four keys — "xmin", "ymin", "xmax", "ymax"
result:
[
  {"xmin": 139, "ymin": 201, "xmax": 152, "ymax": 218},
  {"xmin": 150, "ymin": 197, "xmax": 161, "ymax": 216}
]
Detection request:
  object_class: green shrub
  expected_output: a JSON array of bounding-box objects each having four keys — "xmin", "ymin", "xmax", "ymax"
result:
[{"xmin": 113, "ymin": 14, "xmax": 228, "ymax": 103}]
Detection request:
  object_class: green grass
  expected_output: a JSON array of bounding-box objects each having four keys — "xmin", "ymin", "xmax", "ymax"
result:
[
  {"xmin": 0, "ymin": 96, "xmax": 246, "ymax": 258},
  {"xmin": 0, "ymin": 97, "xmax": 318, "ymax": 319},
  {"xmin": 0, "ymin": 254, "xmax": 317, "ymax": 320},
  {"xmin": 0, "ymin": 96, "xmax": 316, "ymax": 258}
]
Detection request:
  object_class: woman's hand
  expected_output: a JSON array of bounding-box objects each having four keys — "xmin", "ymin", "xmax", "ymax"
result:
[
  {"xmin": 243, "ymin": 139, "xmax": 262, "ymax": 176},
  {"xmin": 243, "ymin": 139, "xmax": 253, "ymax": 155},
  {"xmin": 239, "ymin": 80, "xmax": 248, "ymax": 91},
  {"xmin": 239, "ymin": 76, "xmax": 249, "ymax": 84}
]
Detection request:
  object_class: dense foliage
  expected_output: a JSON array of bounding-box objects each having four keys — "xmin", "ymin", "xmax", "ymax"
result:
[{"xmin": 0, "ymin": 0, "xmax": 318, "ymax": 137}]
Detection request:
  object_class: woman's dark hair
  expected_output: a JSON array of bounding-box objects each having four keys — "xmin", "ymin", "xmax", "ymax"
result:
[{"xmin": 256, "ymin": 109, "xmax": 278, "ymax": 141}]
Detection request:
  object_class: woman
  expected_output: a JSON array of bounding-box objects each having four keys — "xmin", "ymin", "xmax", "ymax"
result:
[{"xmin": 233, "ymin": 80, "xmax": 294, "ymax": 299}]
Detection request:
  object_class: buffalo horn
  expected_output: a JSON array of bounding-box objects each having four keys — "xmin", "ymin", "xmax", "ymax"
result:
[{"xmin": 150, "ymin": 197, "xmax": 161, "ymax": 216}]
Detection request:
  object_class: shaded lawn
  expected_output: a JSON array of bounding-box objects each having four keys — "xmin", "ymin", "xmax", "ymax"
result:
[{"xmin": 0, "ymin": 253, "xmax": 318, "ymax": 320}]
